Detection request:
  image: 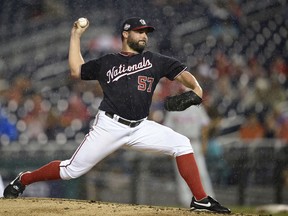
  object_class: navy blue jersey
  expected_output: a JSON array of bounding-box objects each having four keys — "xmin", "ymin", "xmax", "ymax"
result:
[{"xmin": 81, "ymin": 51, "xmax": 187, "ymax": 120}]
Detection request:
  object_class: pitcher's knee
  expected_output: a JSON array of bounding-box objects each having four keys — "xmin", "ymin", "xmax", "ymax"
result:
[
  {"xmin": 172, "ymin": 136, "xmax": 194, "ymax": 157},
  {"xmin": 59, "ymin": 160, "xmax": 90, "ymax": 180}
]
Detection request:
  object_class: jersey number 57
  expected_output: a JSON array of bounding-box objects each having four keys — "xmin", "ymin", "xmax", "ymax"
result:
[{"xmin": 138, "ymin": 76, "xmax": 154, "ymax": 92}]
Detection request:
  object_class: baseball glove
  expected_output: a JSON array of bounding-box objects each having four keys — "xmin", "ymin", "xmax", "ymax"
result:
[{"xmin": 164, "ymin": 91, "xmax": 202, "ymax": 111}]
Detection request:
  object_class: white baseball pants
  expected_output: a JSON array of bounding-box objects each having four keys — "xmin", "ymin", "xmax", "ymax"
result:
[{"xmin": 59, "ymin": 110, "xmax": 193, "ymax": 180}]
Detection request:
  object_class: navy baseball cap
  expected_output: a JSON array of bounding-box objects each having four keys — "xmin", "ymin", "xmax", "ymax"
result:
[{"xmin": 121, "ymin": 17, "xmax": 155, "ymax": 33}]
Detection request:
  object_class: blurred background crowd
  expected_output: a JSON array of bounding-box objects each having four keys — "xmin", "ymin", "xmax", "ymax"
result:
[
  {"xmin": 0, "ymin": 0, "xmax": 287, "ymax": 145},
  {"xmin": 0, "ymin": 0, "xmax": 288, "ymax": 206}
]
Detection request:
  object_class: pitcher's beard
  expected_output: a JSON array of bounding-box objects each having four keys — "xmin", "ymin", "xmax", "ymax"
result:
[{"xmin": 128, "ymin": 40, "xmax": 146, "ymax": 53}]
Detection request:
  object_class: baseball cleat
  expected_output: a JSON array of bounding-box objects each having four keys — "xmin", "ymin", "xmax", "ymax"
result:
[
  {"xmin": 3, "ymin": 172, "xmax": 26, "ymax": 198},
  {"xmin": 190, "ymin": 196, "xmax": 231, "ymax": 213}
]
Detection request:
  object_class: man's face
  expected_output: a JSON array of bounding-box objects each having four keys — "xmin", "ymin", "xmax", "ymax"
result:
[{"xmin": 126, "ymin": 30, "xmax": 149, "ymax": 53}]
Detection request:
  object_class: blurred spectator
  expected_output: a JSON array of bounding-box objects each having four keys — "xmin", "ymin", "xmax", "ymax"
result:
[
  {"xmin": 239, "ymin": 111, "xmax": 265, "ymax": 141},
  {"xmin": 21, "ymin": 93, "xmax": 48, "ymax": 143},
  {"xmin": 263, "ymin": 110, "xmax": 279, "ymax": 139},
  {"xmin": 0, "ymin": 79, "xmax": 9, "ymax": 93},
  {"xmin": 277, "ymin": 116, "xmax": 288, "ymax": 143},
  {"xmin": 253, "ymin": 77, "xmax": 270, "ymax": 106},
  {"xmin": 268, "ymin": 77, "xmax": 286, "ymax": 107},
  {"xmin": 247, "ymin": 57, "xmax": 267, "ymax": 81},
  {"xmin": 89, "ymin": 33, "xmax": 121, "ymax": 57},
  {"xmin": 270, "ymin": 56, "xmax": 288, "ymax": 77},
  {"xmin": 0, "ymin": 109, "xmax": 18, "ymax": 145},
  {"xmin": 214, "ymin": 50, "xmax": 232, "ymax": 78},
  {"xmin": 2, "ymin": 77, "xmax": 31, "ymax": 106},
  {"xmin": 59, "ymin": 93, "xmax": 91, "ymax": 137},
  {"xmin": 164, "ymin": 101, "xmax": 215, "ymax": 206},
  {"xmin": 207, "ymin": 0, "xmax": 240, "ymax": 42},
  {"xmin": 227, "ymin": 0, "xmax": 243, "ymax": 22},
  {"xmin": 195, "ymin": 58, "xmax": 216, "ymax": 94},
  {"xmin": 45, "ymin": 106, "xmax": 62, "ymax": 140},
  {"xmin": 205, "ymin": 108, "xmax": 230, "ymax": 185},
  {"xmin": 271, "ymin": 105, "xmax": 288, "ymax": 143}
]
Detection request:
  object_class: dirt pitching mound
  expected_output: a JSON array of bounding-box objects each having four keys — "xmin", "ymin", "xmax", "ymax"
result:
[{"xmin": 0, "ymin": 197, "xmax": 253, "ymax": 216}]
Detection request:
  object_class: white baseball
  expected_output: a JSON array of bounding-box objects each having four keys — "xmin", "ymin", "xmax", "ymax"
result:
[{"xmin": 78, "ymin": 17, "xmax": 88, "ymax": 28}]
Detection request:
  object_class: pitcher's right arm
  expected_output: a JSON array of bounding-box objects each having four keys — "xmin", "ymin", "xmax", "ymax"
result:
[{"xmin": 69, "ymin": 19, "xmax": 89, "ymax": 79}]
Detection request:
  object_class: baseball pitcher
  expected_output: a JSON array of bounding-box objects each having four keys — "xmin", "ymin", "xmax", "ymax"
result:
[{"xmin": 4, "ymin": 17, "xmax": 230, "ymax": 213}]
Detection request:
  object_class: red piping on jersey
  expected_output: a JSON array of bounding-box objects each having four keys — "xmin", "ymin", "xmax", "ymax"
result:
[
  {"xmin": 174, "ymin": 67, "xmax": 188, "ymax": 80},
  {"xmin": 59, "ymin": 134, "xmax": 88, "ymax": 169}
]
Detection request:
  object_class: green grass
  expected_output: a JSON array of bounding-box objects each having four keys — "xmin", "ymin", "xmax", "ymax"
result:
[{"xmin": 230, "ymin": 206, "xmax": 288, "ymax": 216}]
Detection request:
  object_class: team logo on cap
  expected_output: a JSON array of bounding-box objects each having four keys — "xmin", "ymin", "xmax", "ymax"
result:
[
  {"xmin": 139, "ymin": 19, "xmax": 146, "ymax": 25},
  {"xmin": 124, "ymin": 24, "xmax": 131, "ymax": 30}
]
